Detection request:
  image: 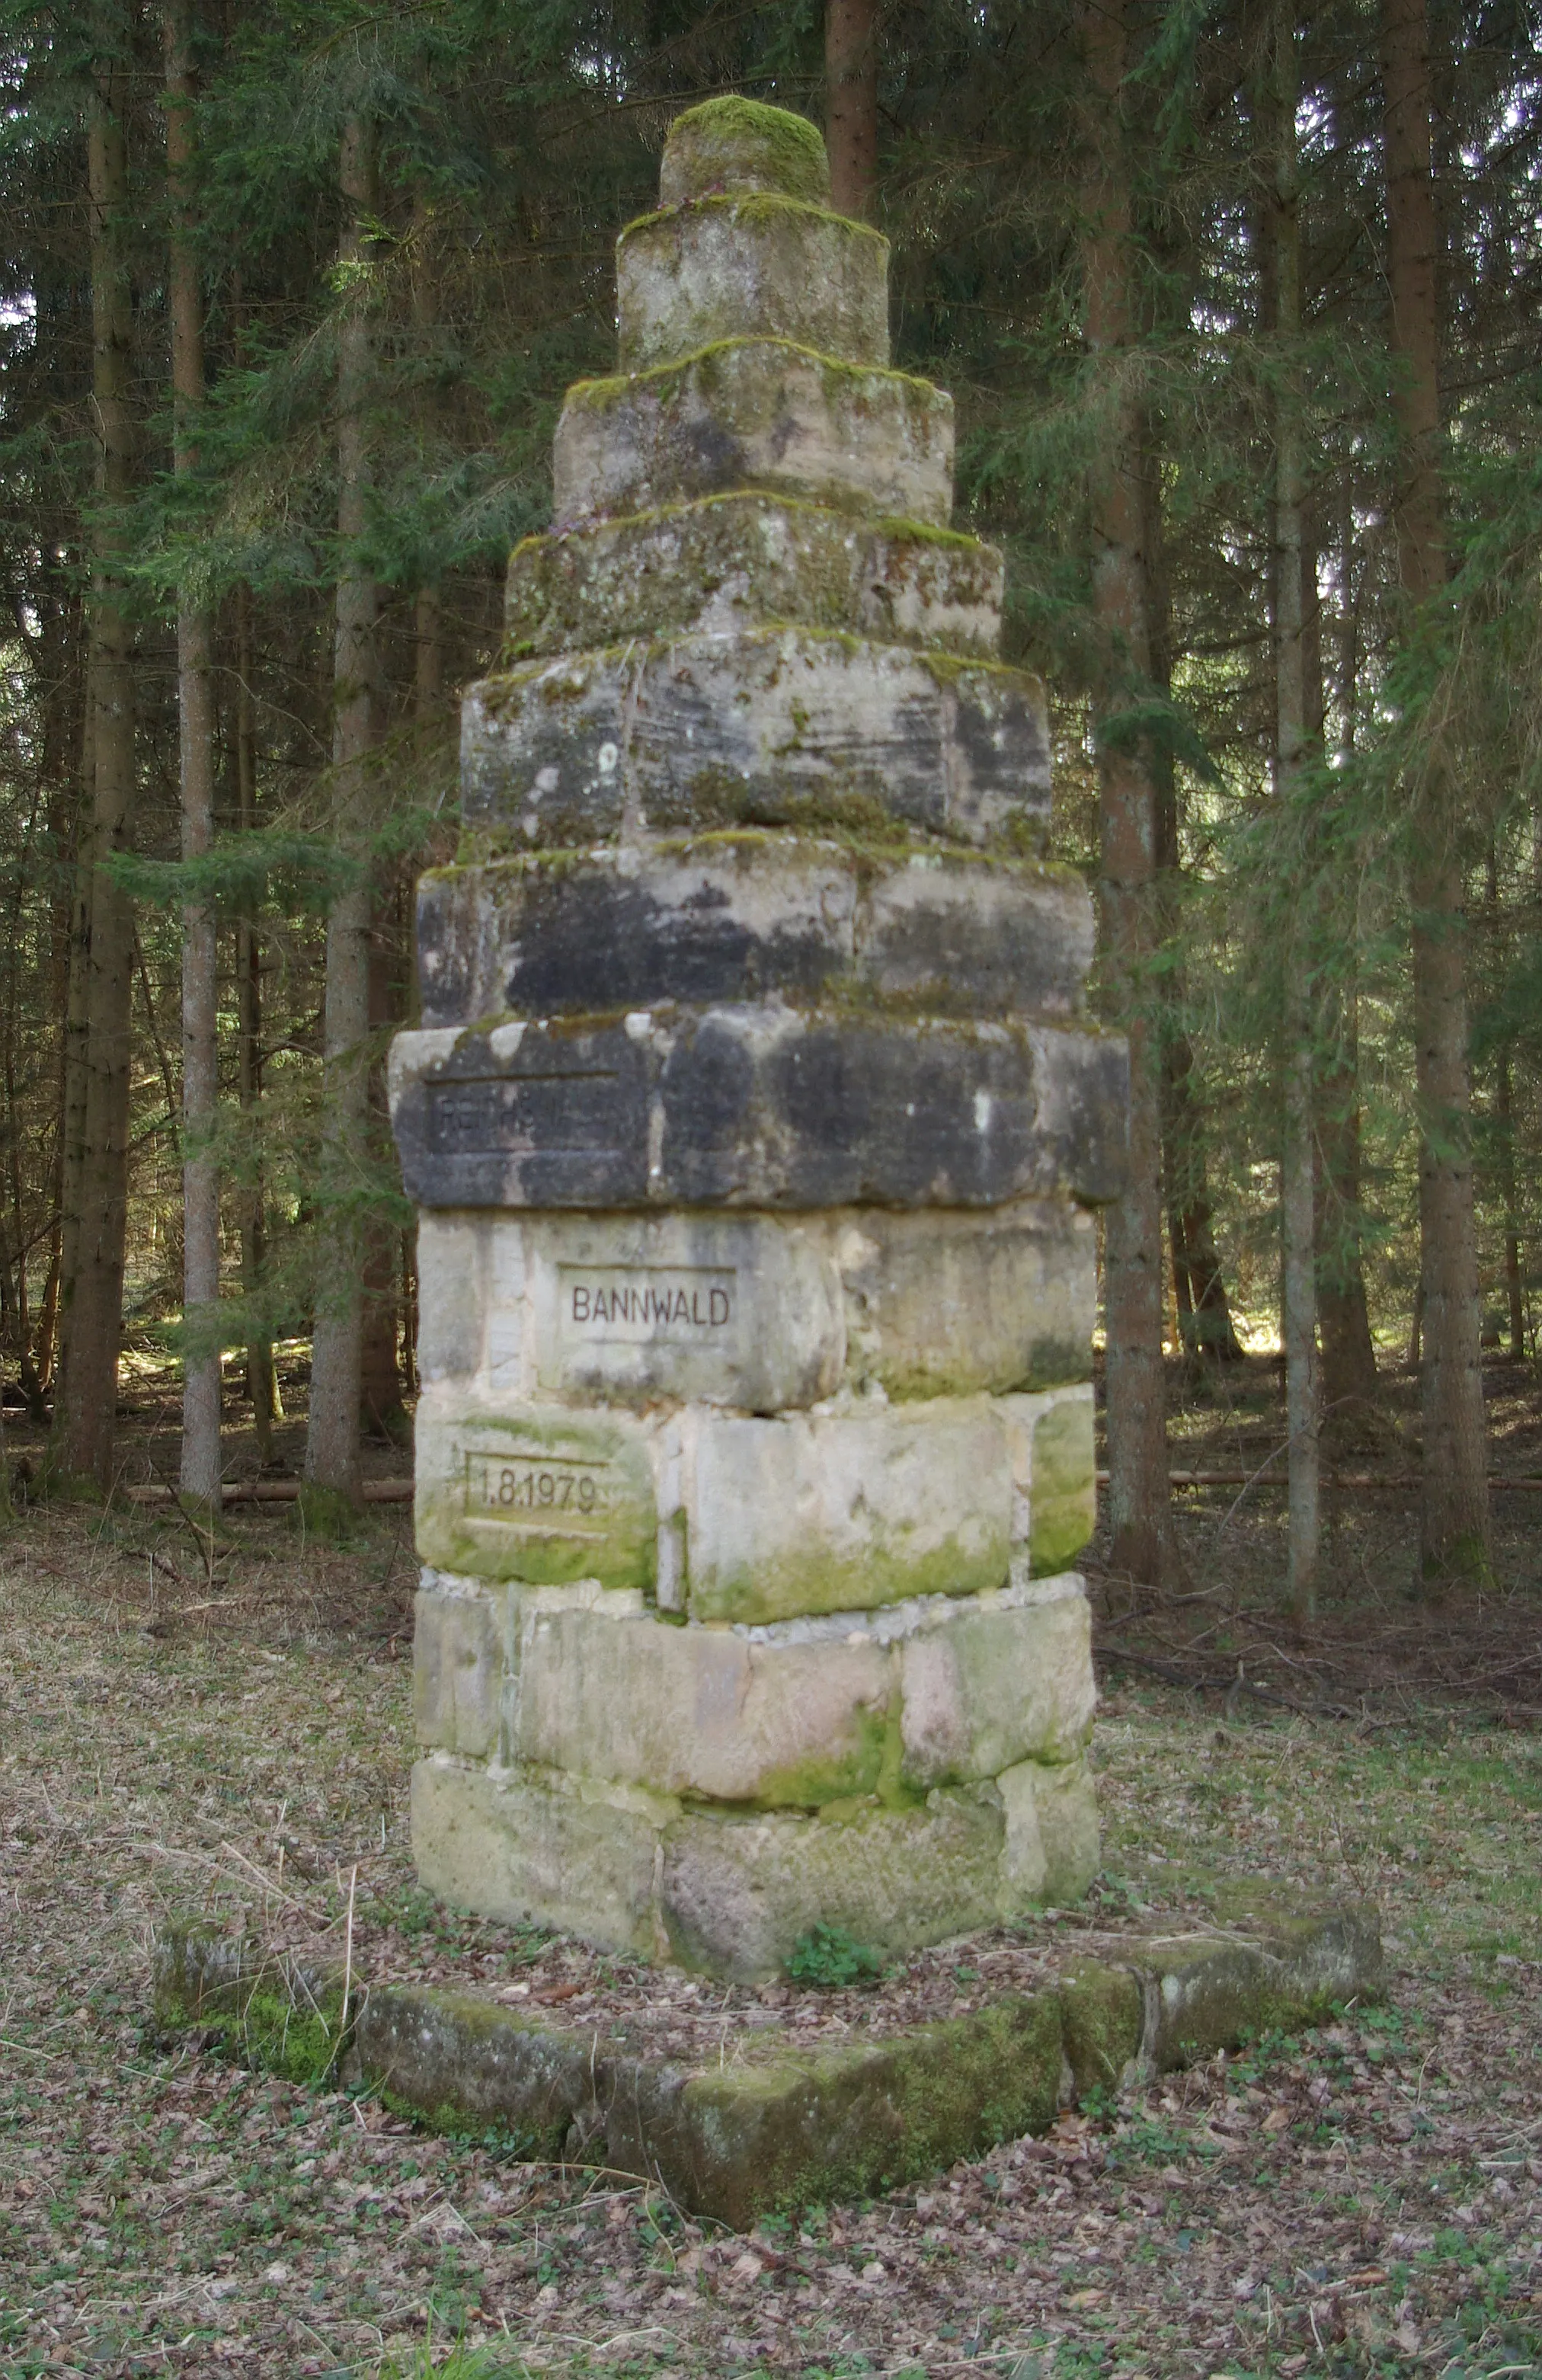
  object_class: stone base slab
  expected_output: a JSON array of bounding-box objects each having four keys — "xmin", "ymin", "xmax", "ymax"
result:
[
  {"xmin": 152, "ymin": 1899, "xmax": 1386, "ymax": 2231},
  {"xmin": 411, "ymin": 1746, "xmax": 1100, "ymax": 1978}
]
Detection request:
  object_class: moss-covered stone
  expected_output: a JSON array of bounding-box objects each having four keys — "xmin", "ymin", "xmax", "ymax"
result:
[
  {"xmin": 658, "ymin": 98, "xmax": 832, "ymax": 210},
  {"xmin": 554, "ymin": 336, "xmax": 953, "ymax": 528},
  {"xmin": 152, "ymin": 1924, "xmax": 347, "ymax": 2085},
  {"xmin": 617, "ymin": 191, "xmax": 889, "ymax": 373},
  {"xmin": 504, "ymin": 493, "xmax": 1002, "ymax": 661},
  {"xmin": 1059, "ymin": 1960, "xmax": 1145, "ymax": 2097},
  {"xmin": 414, "ymin": 1397, "xmax": 657, "ymax": 1590}
]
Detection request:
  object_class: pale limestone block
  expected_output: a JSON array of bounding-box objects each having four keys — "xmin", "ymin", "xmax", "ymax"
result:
[
  {"xmin": 897, "ymin": 1587, "xmax": 1096, "ymax": 1788},
  {"xmin": 835, "ymin": 1201, "xmax": 1095, "ymax": 1399},
  {"xmin": 414, "ymin": 1216, "xmax": 485, "ymax": 1384},
  {"xmin": 859, "ymin": 858, "xmax": 1090, "ymax": 1017},
  {"xmin": 683, "ymin": 1397, "xmax": 1011, "ymax": 1624},
  {"xmin": 616, "ymin": 197, "xmax": 890, "ymax": 373},
  {"xmin": 521, "ymin": 1210, "xmax": 843, "ymax": 1410},
  {"xmin": 659, "ymin": 1786, "xmax": 1008, "ymax": 1979},
  {"xmin": 999, "ymin": 1757, "xmax": 1100, "ymax": 1906},
  {"xmin": 414, "ymin": 1388, "xmax": 657, "ymax": 1589},
  {"xmin": 413, "ymin": 1572, "xmax": 505, "ymax": 1759},
  {"xmin": 411, "ymin": 1754, "xmax": 670, "ymax": 1961},
  {"xmin": 1000, "ymin": 1381, "xmax": 1097, "ymax": 1573},
  {"xmin": 553, "ymin": 340, "xmax": 954, "ymax": 528},
  {"xmin": 511, "ymin": 1588, "xmax": 894, "ymax": 1803}
]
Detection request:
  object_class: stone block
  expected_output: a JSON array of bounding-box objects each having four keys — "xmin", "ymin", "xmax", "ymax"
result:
[
  {"xmin": 414, "ymin": 1572, "xmax": 505, "ymax": 1758},
  {"xmin": 998, "ymin": 1756, "xmax": 1099, "ymax": 1905},
  {"xmin": 682, "ymin": 1397, "xmax": 1011, "ymax": 1623},
  {"xmin": 504, "ymin": 496, "xmax": 1002, "ymax": 661},
  {"xmin": 659, "ymin": 1787, "xmax": 1009, "ymax": 1979},
  {"xmin": 616, "ymin": 196, "xmax": 889, "ymax": 373},
  {"xmin": 1001, "ymin": 1384, "xmax": 1097, "ymax": 1573},
  {"xmin": 414, "ymin": 1392, "xmax": 657, "ymax": 1589},
  {"xmin": 411, "ymin": 1753, "xmax": 670, "ymax": 1961},
  {"xmin": 836, "ymin": 1201, "xmax": 1096, "ymax": 1397},
  {"xmin": 897, "ymin": 1588, "xmax": 1096, "ymax": 1787},
  {"xmin": 458, "ymin": 632, "xmax": 1048, "ymax": 853},
  {"xmin": 657, "ymin": 96, "xmax": 832, "ymax": 210},
  {"xmin": 415, "ymin": 845, "xmax": 1086, "ymax": 1032},
  {"xmin": 414, "ymin": 1213, "xmax": 485, "ymax": 1384},
  {"xmin": 512, "ymin": 1588, "xmax": 895, "ymax": 1804},
  {"xmin": 389, "ymin": 1009, "xmax": 1128, "ymax": 1215},
  {"xmin": 553, "ymin": 339, "xmax": 954, "ymax": 527},
  {"xmin": 432, "ymin": 845, "xmax": 1086, "ymax": 1029}
]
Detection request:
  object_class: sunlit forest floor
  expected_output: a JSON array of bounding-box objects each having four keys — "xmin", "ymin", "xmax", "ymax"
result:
[{"xmin": 2, "ymin": 1353, "xmax": 1541, "ymax": 2379}]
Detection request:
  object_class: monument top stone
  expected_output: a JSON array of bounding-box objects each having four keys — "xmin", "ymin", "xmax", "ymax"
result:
[{"xmin": 657, "ymin": 96, "xmax": 833, "ymax": 209}]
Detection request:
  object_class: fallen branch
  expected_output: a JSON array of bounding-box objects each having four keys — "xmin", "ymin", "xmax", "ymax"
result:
[{"xmin": 125, "ymin": 1479, "xmax": 413, "ymax": 1508}]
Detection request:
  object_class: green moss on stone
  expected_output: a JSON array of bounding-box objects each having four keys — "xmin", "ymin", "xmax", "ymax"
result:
[
  {"xmin": 564, "ymin": 334, "xmax": 944, "ymax": 414},
  {"xmin": 661, "ymin": 98, "xmax": 831, "ymax": 209},
  {"xmin": 619, "ymin": 190, "xmax": 889, "ymax": 252},
  {"xmin": 1059, "ymin": 1960, "xmax": 1144, "ymax": 2096}
]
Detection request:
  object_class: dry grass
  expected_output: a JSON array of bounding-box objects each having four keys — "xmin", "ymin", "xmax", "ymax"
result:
[{"xmin": 2, "ymin": 1389, "xmax": 1542, "ymax": 2378}]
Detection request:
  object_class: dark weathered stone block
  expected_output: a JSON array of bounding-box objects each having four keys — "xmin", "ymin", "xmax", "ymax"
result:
[
  {"xmin": 415, "ymin": 843, "xmax": 1092, "ymax": 1028},
  {"xmin": 459, "ymin": 630, "xmax": 1048, "ymax": 851},
  {"xmin": 389, "ymin": 1008, "xmax": 1128, "ymax": 1211},
  {"xmin": 504, "ymin": 494, "xmax": 1003, "ymax": 660}
]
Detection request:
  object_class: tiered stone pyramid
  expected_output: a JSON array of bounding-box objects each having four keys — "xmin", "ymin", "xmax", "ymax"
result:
[{"xmin": 389, "ymin": 98, "xmax": 1126, "ymax": 1979}]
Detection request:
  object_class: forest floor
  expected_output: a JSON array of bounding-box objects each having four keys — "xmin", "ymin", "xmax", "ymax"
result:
[{"xmin": 2, "ymin": 1352, "xmax": 1542, "ymax": 2380}]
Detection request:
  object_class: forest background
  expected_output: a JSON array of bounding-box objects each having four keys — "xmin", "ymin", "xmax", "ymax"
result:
[{"xmin": 0, "ymin": 0, "xmax": 1538, "ymax": 1605}]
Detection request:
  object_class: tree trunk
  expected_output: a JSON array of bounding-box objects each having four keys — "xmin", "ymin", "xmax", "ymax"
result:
[
  {"xmin": 233, "ymin": 579, "xmax": 280, "ymax": 1457},
  {"xmin": 166, "ymin": 0, "xmax": 222, "ymax": 1515},
  {"xmin": 53, "ymin": 22, "xmax": 136, "ymax": 1492},
  {"xmin": 826, "ymin": 0, "xmax": 878, "ymax": 219},
  {"xmin": 1317, "ymin": 476, "xmax": 1380, "ymax": 1411},
  {"xmin": 1272, "ymin": 1, "xmax": 1320, "ymax": 1620},
  {"xmin": 303, "ymin": 114, "xmax": 379, "ymax": 1517},
  {"xmin": 1078, "ymin": 0, "xmax": 1167, "ymax": 1588},
  {"xmin": 1380, "ymin": 0, "xmax": 1490, "ymax": 1579}
]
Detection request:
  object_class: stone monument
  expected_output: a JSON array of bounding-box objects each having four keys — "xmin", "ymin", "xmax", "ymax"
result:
[{"xmin": 389, "ymin": 97, "xmax": 1126, "ymax": 1981}]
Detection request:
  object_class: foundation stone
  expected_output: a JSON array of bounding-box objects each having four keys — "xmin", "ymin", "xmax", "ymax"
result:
[{"xmin": 391, "ymin": 95, "xmax": 1127, "ymax": 1977}]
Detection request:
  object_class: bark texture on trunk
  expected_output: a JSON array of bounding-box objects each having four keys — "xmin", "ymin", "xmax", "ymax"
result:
[
  {"xmin": 54, "ymin": 27, "xmax": 136, "ymax": 1490},
  {"xmin": 826, "ymin": 0, "xmax": 878, "ymax": 220},
  {"xmin": 304, "ymin": 115, "xmax": 379, "ymax": 1511},
  {"xmin": 1380, "ymin": 0, "xmax": 1490, "ymax": 1578},
  {"xmin": 167, "ymin": 0, "xmax": 222, "ymax": 1511},
  {"xmin": 233, "ymin": 583, "xmax": 280, "ymax": 1460},
  {"xmin": 1272, "ymin": 2, "xmax": 1320, "ymax": 1620},
  {"xmin": 1079, "ymin": 0, "xmax": 1167, "ymax": 1588}
]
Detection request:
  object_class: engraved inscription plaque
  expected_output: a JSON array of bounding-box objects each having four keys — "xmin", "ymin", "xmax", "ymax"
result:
[{"xmin": 560, "ymin": 1265, "xmax": 736, "ymax": 1342}]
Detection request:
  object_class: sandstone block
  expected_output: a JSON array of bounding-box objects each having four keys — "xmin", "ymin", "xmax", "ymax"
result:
[
  {"xmin": 659, "ymin": 1787, "xmax": 1009, "ymax": 1979},
  {"xmin": 512, "ymin": 1588, "xmax": 895, "ymax": 1804},
  {"xmin": 999, "ymin": 1756, "xmax": 1099, "ymax": 1905},
  {"xmin": 414, "ymin": 1213, "xmax": 486, "ymax": 1384},
  {"xmin": 413, "ymin": 1572, "xmax": 506, "ymax": 1759},
  {"xmin": 411, "ymin": 1753, "xmax": 669, "ymax": 1961},
  {"xmin": 416, "ymin": 844, "xmax": 1087, "ymax": 1032},
  {"xmin": 682, "ymin": 1397, "xmax": 1011, "ymax": 1623},
  {"xmin": 897, "ymin": 1588, "xmax": 1096, "ymax": 1787},
  {"xmin": 504, "ymin": 496, "xmax": 1002, "ymax": 661},
  {"xmin": 616, "ymin": 196, "xmax": 889, "ymax": 373},
  {"xmin": 836, "ymin": 1201, "xmax": 1096, "ymax": 1397},
  {"xmin": 554, "ymin": 339, "xmax": 954, "ymax": 527},
  {"xmin": 390, "ymin": 1009, "xmax": 1128, "ymax": 1214},
  {"xmin": 414, "ymin": 1393, "xmax": 657, "ymax": 1588},
  {"xmin": 1001, "ymin": 1383, "xmax": 1097, "ymax": 1573},
  {"xmin": 657, "ymin": 96, "xmax": 832, "ymax": 209},
  {"xmin": 459, "ymin": 632, "xmax": 1048, "ymax": 853}
]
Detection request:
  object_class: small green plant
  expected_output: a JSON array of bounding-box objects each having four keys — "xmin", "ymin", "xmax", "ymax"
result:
[{"xmin": 785, "ymin": 1921, "xmax": 885, "ymax": 1988}]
